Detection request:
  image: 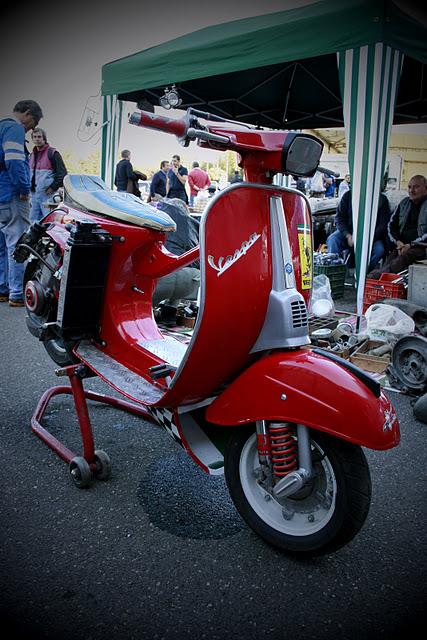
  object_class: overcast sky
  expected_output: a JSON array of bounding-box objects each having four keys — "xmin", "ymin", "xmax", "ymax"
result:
[
  {"xmin": 1, "ymin": 0, "xmax": 307, "ymax": 169},
  {"xmin": 1, "ymin": 0, "xmax": 425, "ymax": 171}
]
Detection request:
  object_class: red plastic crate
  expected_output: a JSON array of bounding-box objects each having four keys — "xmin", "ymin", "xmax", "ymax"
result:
[{"xmin": 363, "ymin": 273, "xmax": 406, "ymax": 313}]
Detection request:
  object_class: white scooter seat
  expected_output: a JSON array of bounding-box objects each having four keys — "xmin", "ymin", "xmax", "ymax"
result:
[{"xmin": 63, "ymin": 174, "xmax": 176, "ymax": 232}]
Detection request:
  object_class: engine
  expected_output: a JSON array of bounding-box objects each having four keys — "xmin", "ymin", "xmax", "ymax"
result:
[
  {"xmin": 16, "ymin": 220, "xmax": 112, "ymax": 366},
  {"xmin": 24, "ymin": 239, "xmax": 61, "ymax": 337}
]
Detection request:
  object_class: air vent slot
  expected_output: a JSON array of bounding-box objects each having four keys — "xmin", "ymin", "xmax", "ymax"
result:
[{"xmin": 291, "ymin": 300, "xmax": 308, "ymax": 328}]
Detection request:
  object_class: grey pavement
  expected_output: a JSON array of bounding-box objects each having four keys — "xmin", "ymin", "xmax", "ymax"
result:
[{"xmin": 0, "ymin": 301, "xmax": 425, "ymax": 640}]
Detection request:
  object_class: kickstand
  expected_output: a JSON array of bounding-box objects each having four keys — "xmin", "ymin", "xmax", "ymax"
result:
[{"xmin": 31, "ymin": 363, "xmax": 156, "ymax": 488}]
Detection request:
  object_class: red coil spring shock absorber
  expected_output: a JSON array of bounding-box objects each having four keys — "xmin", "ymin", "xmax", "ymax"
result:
[{"xmin": 269, "ymin": 422, "xmax": 298, "ymax": 478}]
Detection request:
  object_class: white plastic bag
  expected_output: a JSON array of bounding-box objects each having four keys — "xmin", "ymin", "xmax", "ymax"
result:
[
  {"xmin": 310, "ymin": 274, "xmax": 335, "ymax": 318},
  {"xmin": 365, "ymin": 303, "xmax": 415, "ymax": 341}
]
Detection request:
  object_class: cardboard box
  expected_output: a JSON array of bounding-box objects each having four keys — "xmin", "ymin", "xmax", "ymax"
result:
[{"xmin": 349, "ymin": 339, "xmax": 391, "ymax": 373}]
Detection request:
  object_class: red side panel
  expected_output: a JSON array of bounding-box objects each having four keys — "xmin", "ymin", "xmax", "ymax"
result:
[
  {"xmin": 157, "ymin": 186, "xmax": 272, "ymax": 406},
  {"xmin": 205, "ymin": 349, "xmax": 400, "ymax": 451},
  {"xmin": 156, "ymin": 185, "xmax": 311, "ymax": 407},
  {"xmin": 45, "ymin": 206, "xmax": 171, "ymax": 375}
]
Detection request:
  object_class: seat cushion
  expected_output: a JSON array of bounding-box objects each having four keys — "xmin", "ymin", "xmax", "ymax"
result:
[{"xmin": 63, "ymin": 174, "xmax": 176, "ymax": 232}]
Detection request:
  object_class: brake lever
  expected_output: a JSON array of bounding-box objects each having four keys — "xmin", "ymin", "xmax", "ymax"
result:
[{"xmin": 187, "ymin": 127, "xmax": 230, "ymax": 144}]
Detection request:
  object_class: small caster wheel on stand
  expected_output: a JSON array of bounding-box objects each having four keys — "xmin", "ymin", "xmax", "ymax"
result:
[
  {"xmin": 69, "ymin": 456, "xmax": 93, "ymax": 489},
  {"xmin": 93, "ymin": 449, "xmax": 112, "ymax": 481}
]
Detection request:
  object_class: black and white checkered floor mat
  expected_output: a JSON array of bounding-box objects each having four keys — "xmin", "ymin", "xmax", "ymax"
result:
[{"xmin": 147, "ymin": 407, "xmax": 183, "ymax": 447}]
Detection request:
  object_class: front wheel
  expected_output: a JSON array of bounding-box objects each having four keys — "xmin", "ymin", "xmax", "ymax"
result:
[{"xmin": 224, "ymin": 428, "xmax": 371, "ymax": 556}]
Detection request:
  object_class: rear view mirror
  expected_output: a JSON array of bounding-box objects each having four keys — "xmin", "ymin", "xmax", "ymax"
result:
[{"xmin": 282, "ymin": 133, "xmax": 323, "ymax": 177}]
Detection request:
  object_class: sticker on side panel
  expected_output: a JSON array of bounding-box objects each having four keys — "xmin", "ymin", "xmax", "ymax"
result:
[{"xmin": 297, "ymin": 224, "xmax": 312, "ymax": 290}]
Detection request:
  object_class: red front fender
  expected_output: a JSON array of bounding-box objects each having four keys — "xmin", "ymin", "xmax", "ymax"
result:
[{"xmin": 206, "ymin": 349, "xmax": 400, "ymax": 450}]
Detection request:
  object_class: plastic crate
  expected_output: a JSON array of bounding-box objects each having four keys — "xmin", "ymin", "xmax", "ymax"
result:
[
  {"xmin": 313, "ymin": 264, "xmax": 346, "ymax": 299},
  {"xmin": 363, "ymin": 273, "xmax": 406, "ymax": 313}
]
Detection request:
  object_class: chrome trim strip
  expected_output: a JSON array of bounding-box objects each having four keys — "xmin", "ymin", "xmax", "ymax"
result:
[{"xmin": 269, "ymin": 195, "xmax": 296, "ymax": 290}]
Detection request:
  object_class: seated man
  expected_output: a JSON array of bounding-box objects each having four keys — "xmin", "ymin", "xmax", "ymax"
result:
[
  {"xmin": 368, "ymin": 175, "xmax": 427, "ymax": 278},
  {"xmin": 152, "ymin": 198, "xmax": 200, "ymax": 326},
  {"xmin": 327, "ymin": 189, "xmax": 391, "ymax": 272}
]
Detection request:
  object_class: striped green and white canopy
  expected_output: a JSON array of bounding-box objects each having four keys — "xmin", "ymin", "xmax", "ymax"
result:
[
  {"xmin": 101, "ymin": 0, "xmax": 426, "ymax": 312},
  {"xmin": 338, "ymin": 44, "xmax": 404, "ymax": 314}
]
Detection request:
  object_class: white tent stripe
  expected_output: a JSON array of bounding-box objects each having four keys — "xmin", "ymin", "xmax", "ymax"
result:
[
  {"xmin": 101, "ymin": 95, "xmax": 123, "ymax": 188},
  {"xmin": 355, "ymin": 43, "xmax": 385, "ymax": 313},
  {"xmin": 350, "ymin": 45, "xmax": 368, "ymax": 247},
  {"xmin": 372, "ymin": 44, "xmax": 391, "ymax": 201}
]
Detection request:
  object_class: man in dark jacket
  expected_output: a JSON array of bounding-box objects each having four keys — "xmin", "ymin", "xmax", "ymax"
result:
[
  {"xmin": 166, "ymin": 154, "xmax": 188, "ymax": 203},
  {"xmin": 368, "ymin": 175, "xmax": 427, "ymax": 278},
  {"xmin": 326, "ymin": 189, "xmax": 391, "ymax": 271},
  {"xmin": 230, "ymin": 170, "xmax": 243, "ymax": 184},
  {"xmin": 148, "ymin": 160, "xmax": 169, "ymax": 202},
  {"xmin": 114, "ymin": 150, "xmax": 146, "ymax": 196}
]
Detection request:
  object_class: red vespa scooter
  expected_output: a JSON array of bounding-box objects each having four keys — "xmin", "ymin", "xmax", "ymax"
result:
[{"xmin": 16, "ymin": 108, "xmax": 400, "ymax": 556}]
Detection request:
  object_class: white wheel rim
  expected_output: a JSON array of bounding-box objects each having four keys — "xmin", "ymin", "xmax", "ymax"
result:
[{"xmin": 239, "ymin": 433, "xmax": 337, "ymax": 536}]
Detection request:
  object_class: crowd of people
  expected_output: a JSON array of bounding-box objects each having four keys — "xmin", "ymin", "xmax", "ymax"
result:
[
  {"xmin": 1, "ymin": 101, "xmax": 426, "ymax": 317},
  {"xmin": 116, "ymin": 147, "xmax": 427, "ymax": 317},
  {"xmin": 113, "ymin": 151, "xmax": 233, "ymax": 322},
  {"xmin": 296, "ymin": 171, "xmax": 351, "ymax": 201}
]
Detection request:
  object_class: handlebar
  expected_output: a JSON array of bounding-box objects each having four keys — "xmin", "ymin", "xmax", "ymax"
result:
[
  {"xmin": 129, "ymin": 107, "xmax": 324, "ymax": 182},
  {"xmin": 129, "ymin": 108, "xmax": 231, "ymax": 148},
  {"xmin": 129, "ymin": 111, "xmax": 188, "ymax": 139}
]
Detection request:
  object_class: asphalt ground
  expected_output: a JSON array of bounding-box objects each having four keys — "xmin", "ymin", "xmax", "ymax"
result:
[{"xmin": 0, "ymin": 301, "xmax": 426, "ymax": 640}]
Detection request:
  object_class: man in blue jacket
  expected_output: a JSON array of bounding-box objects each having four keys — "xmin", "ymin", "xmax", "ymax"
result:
[
  {"xmin": 0, "ymin": 99, "xmax": 43, "ymax": 306},
  {"xmin": 326, "ymin": 189, "xmax": 391, "ymax": 272}
]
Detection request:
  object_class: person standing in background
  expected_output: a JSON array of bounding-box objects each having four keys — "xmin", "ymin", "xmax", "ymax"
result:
[
  {"xmin": 114, "ymin": 149, "xmax": 146, "ymax": 197},
  {"xmin": 148, "ymin": 160, "xmax": 169, "ymax": 202},
  {"xmin": 188, "ymin": 161, "xmax": 210, "ymax": 207},
  {"xmin": 29, "ymin": 127, "xmax": 67, "ymax": 222},
  {"xmin": 338, "ymin": 174, "xmax": 351, "ymax": 200},
  {"xmin": 166, "ymin": 154, "xmax": 188, "ymax": 204},
  {"xmin": 0, "ymin": 99, "xmax": 43, "ymax": 307},
  {"xmin": 230, "ymin": 170, "xmax": 243, "ymax": 184}
]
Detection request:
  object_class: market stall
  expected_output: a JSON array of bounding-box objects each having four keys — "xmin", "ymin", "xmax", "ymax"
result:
[{"xmin": 100, "ymin": 0, "xmax": 426, "ymax": 317}]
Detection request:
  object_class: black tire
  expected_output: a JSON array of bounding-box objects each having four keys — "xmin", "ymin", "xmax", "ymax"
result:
[
  {"xmin": 93, "ymin": 450, "xmax": 112, "ymax": 481},
  {"xmin": 224, "ymin": 427, "xmax": 371, "ymax": 556},
  {"xmin": 44, "ymin": 336, "xmax": 77, "ymax": 366},
  {"xmin": 69, "ymin": 456, "xmax": 92, "ymax": 489}
]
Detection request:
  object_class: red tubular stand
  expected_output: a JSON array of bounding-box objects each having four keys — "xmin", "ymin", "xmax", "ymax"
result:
[{"xmin": 31, "ymin": 364, "xmax": 156, "ymax": 484}]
